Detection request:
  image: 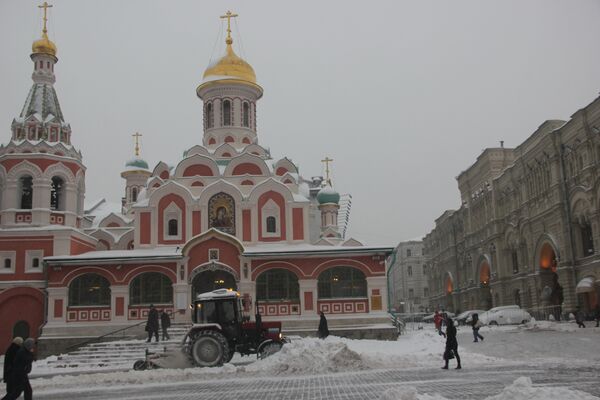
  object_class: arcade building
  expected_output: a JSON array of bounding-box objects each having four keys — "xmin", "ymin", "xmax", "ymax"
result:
[{"xmin": 0, "ymin": 8, "xmax": 392, "ymax": 354}]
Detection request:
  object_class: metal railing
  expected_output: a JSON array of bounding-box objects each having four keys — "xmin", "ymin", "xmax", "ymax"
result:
[{"xmin": 65, "ymin": 310, "xmax": 176, "ymax": 351}]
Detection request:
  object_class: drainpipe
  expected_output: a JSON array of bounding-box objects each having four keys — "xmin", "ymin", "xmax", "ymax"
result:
[{"xmin": 556, "ymin": 134, "xmax": 579, "ymax": 309}]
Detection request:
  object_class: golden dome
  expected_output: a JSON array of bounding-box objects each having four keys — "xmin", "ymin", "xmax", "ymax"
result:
[
  {"xmin": 32, "ymin": 33, "xmax": 57, "ymax": 57},
  {"xmin": 203, "ymin": 42, "xmax": 256, "ymax": 84}
]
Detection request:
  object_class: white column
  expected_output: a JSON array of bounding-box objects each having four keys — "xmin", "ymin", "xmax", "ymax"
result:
[{"xmin": 173, "ymin": 282, "xmax": 190, "ymax": 323}]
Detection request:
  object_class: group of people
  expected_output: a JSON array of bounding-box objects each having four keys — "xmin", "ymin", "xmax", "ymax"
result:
[
  {"xmin": 145, "ymin": 304, "xmax": 171, "ymax": 343},
  {"xmin": 2, "ymin": 337, "xmax": 35, "ymax": 400}
]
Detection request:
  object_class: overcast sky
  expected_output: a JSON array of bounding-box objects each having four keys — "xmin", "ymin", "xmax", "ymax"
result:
[{"xmin": 1, "ymin": 0, "xmax": 600, "ymax": 245}]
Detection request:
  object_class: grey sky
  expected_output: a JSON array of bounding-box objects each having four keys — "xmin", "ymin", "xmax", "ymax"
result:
[{"xmin": 1, "ymin": 0, "xmax": 600, "ymax": 245}]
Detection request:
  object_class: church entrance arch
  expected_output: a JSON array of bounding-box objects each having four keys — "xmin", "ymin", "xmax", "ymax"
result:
[
  {"xmin": 478, "ymin": 260, "xmax": 493, "ymax": 310},
  {"xmin": 190, "ymin": 262, "xmax": 238, "ymax": 300},
  {"xmin": 537, "ymin": 242, "xmax": 563, "ymax": 319}
]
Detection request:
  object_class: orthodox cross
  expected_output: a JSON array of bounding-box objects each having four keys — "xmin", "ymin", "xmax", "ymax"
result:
[
  {"xmin": 220, "ymin": 10, "xmax": 238, "ymax": 44},
  {"xmin": 321, "ymin": 156, "xmax": 334, "ymax": 186},
  {"xmin": 132, "ymin": 132, "xmax": 142, "ymax": 157},
  {"xmin": 38, "ymin": 2, "xmax": 53, "ymax": 35}
]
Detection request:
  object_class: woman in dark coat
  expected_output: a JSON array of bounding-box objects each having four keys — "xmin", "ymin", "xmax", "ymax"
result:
[
  {"xmin": 160, "ymin": 310, "xmax": 171, "ymax": 340},
  {"xmin": 318, "ymin": 311, "xmax": 329, "ymax": 339},
  {"xmin": 442, "ymin": 317, "xmax": 461, "ymax": 369},
  {"xmin": 3, "ymin": 337, "xmax": 23, "ymax": 395},
  {"xmin": 2, "ymin": 338, "xmax": 34, "ymax": 400}
]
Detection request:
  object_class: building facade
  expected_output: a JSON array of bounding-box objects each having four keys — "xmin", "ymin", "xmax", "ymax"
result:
[
  {"xmin": 0, "ymin": 10, "xmax": 392, "ymax": 353},
  {"xmin": 424, "ymin": 97, "xmax": 600, "ymax": 318},
  {"xmin": 387, "ymin": 241, "xmax": 430, "ymax": 313}
]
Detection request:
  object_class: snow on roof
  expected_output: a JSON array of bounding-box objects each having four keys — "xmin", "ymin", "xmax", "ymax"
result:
[
  {"xmin": 84, "ymin": 199, "xmax": 126, "ymax": 227},
  {"xmin": 45, "ymin": 246, "xmax": 181, "ymax": 264},
  {"xmin": 243, "ymin": 242, "xmax": 393, "ymax": 257}
]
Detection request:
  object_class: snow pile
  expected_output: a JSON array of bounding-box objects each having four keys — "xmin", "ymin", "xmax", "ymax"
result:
[
  {"xmin": 486, "ymin": 377, "xmax": 599, "ymax": 400},
  {"xmin": 520, "ymin": 320, "xmax": 577, "ymax": 333},
  {"xmin": 244, "ymin": 337, "xmax": 367, "ymax": 374},
  {"xmin": 379, "ymin": 377, "xmax": 600, "ymax": 400}
]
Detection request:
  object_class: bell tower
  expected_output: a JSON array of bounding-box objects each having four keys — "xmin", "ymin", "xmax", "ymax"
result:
[{"xmin": 196, "ymin": 11, "xmax": 263, "ymax": 152}]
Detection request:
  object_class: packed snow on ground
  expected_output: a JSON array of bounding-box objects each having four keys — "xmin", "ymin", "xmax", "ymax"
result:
[
  {"xmin": 31, "ymin": 331, "xmax": 503, "ymax": 393},
  {"xmin": 379, "ymin": 377, "xmax": 600, "ymax": 400}
]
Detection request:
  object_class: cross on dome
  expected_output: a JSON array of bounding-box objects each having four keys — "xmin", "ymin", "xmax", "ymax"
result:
[
  {"xmin": 132, "ymin": 132, "xmax": 143, "ymax": 157},
  {"xmin": 220, "ymin": 10, "xmax": 238, "ymax": 45},
  {"xmin": 321, "ymin": 156, "xmax": 334, "ymax": 186},
  {"xmin": 38, "ymin": 2, "xmax": 53, "ymax": 35}
]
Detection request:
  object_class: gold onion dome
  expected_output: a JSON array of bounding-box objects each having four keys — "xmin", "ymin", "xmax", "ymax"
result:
[
  {"xmin": 32, "ymin": 33, "xmax": 57, "ymax": 57},
  {"xmin": 203, "ymin": 42, "xmax": 256, "ymax": 84}
]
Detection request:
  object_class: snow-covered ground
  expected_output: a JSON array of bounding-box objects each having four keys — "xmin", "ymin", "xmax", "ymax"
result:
[{"xmin": 27, "ymin": 322, "xmax": 600, "ymax": 399}]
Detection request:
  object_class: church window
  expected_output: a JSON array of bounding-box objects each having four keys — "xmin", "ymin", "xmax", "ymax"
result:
[
  {"xmin": 19, "ymin": 176, "xmax": 33, "ymax": 210},
  {"xmin": 318, "ymin": 267, "xmax": 367, "ymax": 299},
  {"xmin": 581, "ymin": 224, "xmax": 594, "ymax": 256},
  {"xmin": 69, "ymin": 273, "xmax": 111, "ymax": 306},
  {"xmin": 4, "ymin": 259, "xmax": 11, "ymax": 269},
  {"xmin": 206, "ymin": 103, "xmax": 214, "ymax": 129},
  {"xmin": 222, "ymin": 100, "xmax": 232, "ymax": 126},
  {"xmin": 131, "ymin": 187, "xmax": 138, "ymax": 203},
  {"xmin": 47, "ymin": 61, "xmax": 50, "ymax": 69},
  {"xmin": 50, "ymin": 176, "xmax": 64, "ymax": 210},
  {"xmin": 266, "ymin": 216, "xmax": 277, "ymax": 233},
  {"xmin": 242, "ymin": 102, "xmax": 250, "ymax": 127},
  {"xmin": 168, "ymin": 219, "xmax": 178, "ymax": 236},
  {"xmin": 511, "ymin": 250, "xmax": 519, "ymax": 274},
  {"xmin": 130, "ymin": 272, "xmax": 173, "ymax": 305},
  {"xmin": 256, "ymin": 269, "xmax": 299, "ymax": 301}
]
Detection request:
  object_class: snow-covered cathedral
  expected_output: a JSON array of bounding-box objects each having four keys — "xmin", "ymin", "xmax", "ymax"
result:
[{"xmin": 0, "ymin": 8, "xmax": 392, "ymax": 354}]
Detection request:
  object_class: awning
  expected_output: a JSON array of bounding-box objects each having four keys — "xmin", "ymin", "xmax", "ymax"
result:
[{"xmin": 575, "ymin": 277, "xmax": 595, "ymax": 294}]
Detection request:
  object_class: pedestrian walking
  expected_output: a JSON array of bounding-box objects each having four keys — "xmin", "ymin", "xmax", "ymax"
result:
[
  {"xmin": 318, "ymin": 311, "xmax": 329, "ymax": 339},
  {"xmin": 160, "ymin": 309, "xmax": 171, "ymax": 341},
  {"xmin": 471, "ymin": 313, "xmax": 484, "ymax": 343},
  {"xmin": 434, "ymin": 310, "xmax": 446, "ymax": 338},
  {"xmin": 575, "ymin": 308, "xmax": 586, "ymax": 328},
  {"xmin": 2, "ymin": 337, "xmax": 23, "ymax": 395},
  {"xmin": 1, "ymin": 338, "xmax": 34, "ymax": 400},
  {"xmin": 146, "ymin": 304, "xmax": 159, "ymax": 343},
  {"xmin": 442, "ymin": 317, "xmax": 461, "ymax": 370}
]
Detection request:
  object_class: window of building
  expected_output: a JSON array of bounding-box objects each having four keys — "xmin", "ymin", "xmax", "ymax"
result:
[
  {"xmin": 206, "ymin": 103, "xmax": 214, "ymax": 129},
  {"xmin": 69, "ymin": 273, "xmax": 111, "ymax": 306},
  {"xmin": 408, "ymin": 288, "xmax": 414, "ymax": 299},
  {"xmin": 407, "ymin": 265, "xmax": 413, "ymax": 277},
  {"xmin": 266, "ymin": 216, "xmax": 277, "ymax": 233},
  {"xmin": 50, "ymin": 176, "xmax": 64, "ymax": 210},
  {"xmin": 406, "ymin": 249, "xmax": 411, "ymax": 257},
  {"xmin": 424, "ymin": 287, "xmax": 429, "ymax": 297},
  {"xmin": 20, "ymin": 175, "xmax": 33, "ymax": 209},
  {"xmin": 4, "ymin": 259, "xmax": 10, "ymax": 269},
  {"xmin": 222, "ymin": 100, "xmax": 231, "ymax": 126},
  {"xmin": 242, "ymin": 102, "xmax": 250, "ymax": 127},
  {"xmin": 24, "ymin": 250, "xmax": 43, "ymax": 273},
  {"xmin": 130, "ymin": 272, "xmax": 173, "ymax": 305},
  {"xmin": 423, "ymin": 264, "xmax": 427, "ymax": 275},
  {"xmin": 0, "ymin": 252, "xmax": 15, "ymax": 274},
  {"xmin": 581, "ymin": 224, "xmax": 595, "ymax": 256},
  {"xmin": 256, "ymin": 269, "xmax": 300, "ymax": 301},
  {"xmin": 168, "ymin": 219, "xmax": 178, "ymax": 236},
  {"xmin": 131, "ymin": 187, "xmax": 138, "ymax": 203},
  {"xmin": 317, "ymin": 266, "xmax": 367, "ymax": 298},
  {"xmin": 511, "ymin": 250, "xmax": 519, "ymax": 274}
]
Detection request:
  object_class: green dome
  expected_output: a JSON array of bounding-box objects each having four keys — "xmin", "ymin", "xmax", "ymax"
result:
[
  {"xmin": 125, "ymin": 157, "xmax": 149, "ymax": 170},
  {"xmin": 317, "ymin": 186, "xmax": 340, "ymax": 204}
]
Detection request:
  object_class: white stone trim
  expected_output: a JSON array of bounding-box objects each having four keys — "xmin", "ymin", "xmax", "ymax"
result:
[
  {"xmin": 0, "ymin": 251, "xmax": 16, "ymax": 274},
  {"xmin": 25, "ymin": 249, "xmax": 44, "ymax": 273}
]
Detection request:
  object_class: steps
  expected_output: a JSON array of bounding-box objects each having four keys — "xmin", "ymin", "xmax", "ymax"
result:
[{"xmin": 32, "ymin": 326, "xmax": 190, "ymax": 377}]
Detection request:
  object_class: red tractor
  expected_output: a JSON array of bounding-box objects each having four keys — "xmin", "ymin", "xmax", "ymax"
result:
[{"xmin": 182, "ymin": 289, "xmax": 286, "ymax": 367}]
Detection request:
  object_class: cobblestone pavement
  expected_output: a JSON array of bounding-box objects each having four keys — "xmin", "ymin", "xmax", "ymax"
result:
[{"xmin": 36, "ymin": 364, "xmax": 600, "ymax": 400}]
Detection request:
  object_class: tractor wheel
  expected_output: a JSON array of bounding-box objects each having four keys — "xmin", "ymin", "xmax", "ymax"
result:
[
  {"xmin": 190, "ymin": 330, "xmax": 230, "ymax": 367},
  {"xmin": 225, "ymin": 346, "xmax": 235, "ymax": 363},
  {"xmin": 258, "ymin": 341, "xmax": 283, "ymax": 359}
]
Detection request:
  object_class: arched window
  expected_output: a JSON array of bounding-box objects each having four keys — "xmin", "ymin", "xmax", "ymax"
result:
[
  {"xmin": 130, "ymin": 272, "xmax": 173, "ymax": 305},
  {"xmin": 407, "ymin": 265, "xmax": 413, "ymax": 277},
  {"xmin": 20, "ymin": 176, "xmax": 33, "ymax": 209},
  {"xmin": 131, "ymin": 187, "xmax": 138, "ymax": 203},
  {"xmin": 69, "ymin": 273, "xmax": 111, "ymax": 306},
  {"xmin": 222, "ymin": 100, "xmax": 231, "ymax": 126},
  {"xmin": 4, "ymin": 259, "xmax": 11, "ymax": 269},
  {"xmin": 266, "ymin": 216, "xmax": 277, "ymax": 233},
  {"xmin": 168, "ymin": 219, "xmax": 178, "ymax": 236},
  {"xmin": 318, "ymin": 266, "xmax": 367, "ymax": 298},
  {"xmin": 581, "ymin": 224, "xmax": 594, "ymax": 256},
  {"xmin": 242, "ymin": 102, "xmax": 250, "ymax": 127},
  {"xmin": 206, "ymin": 103, "xmax": 214, "ymax": 129},
  {"xmin": 256, "ymin": 269, "xmax": 299, "ymax": 301},
  {"xmin": 50, "ymin": 176, "xmax": 64, "ymax": 210}
]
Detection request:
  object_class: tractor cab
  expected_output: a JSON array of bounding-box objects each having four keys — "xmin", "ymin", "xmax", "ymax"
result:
[{"xmin": 183, "ymin": 289, "xmax": 286, "ymax": 367}]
